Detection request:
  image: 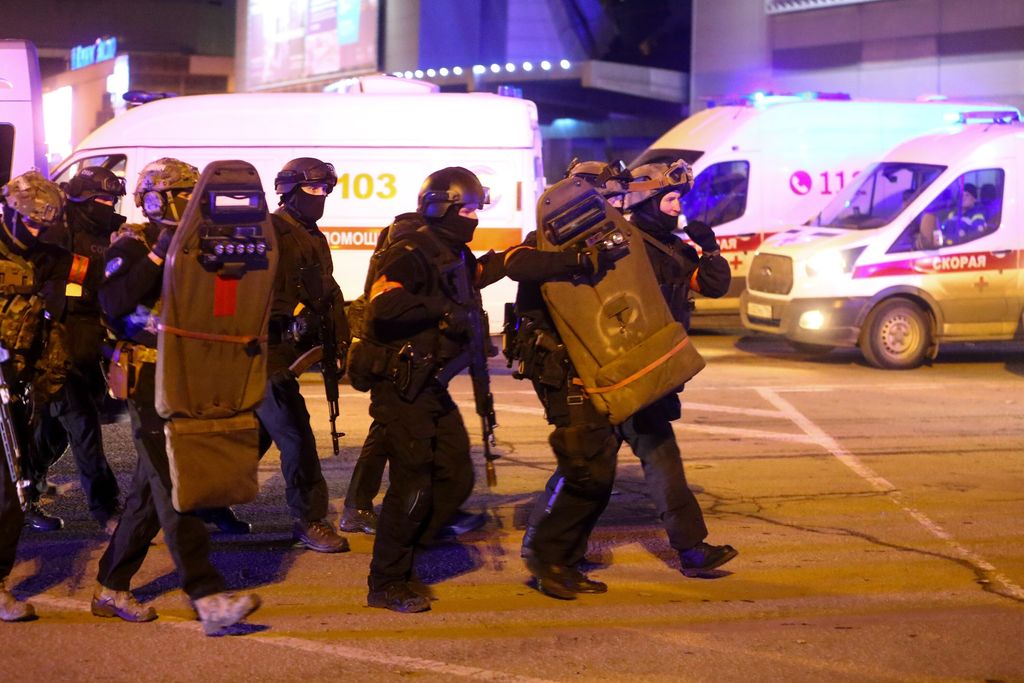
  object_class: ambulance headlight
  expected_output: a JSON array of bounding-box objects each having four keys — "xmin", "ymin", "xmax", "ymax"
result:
[
  {"xmin": 805, "ymin": 250, "xmax": 845, "ymax": 277},
  {"xmin": 804, "ymin": 246, "xmax": 866, "ymax": 278},
  {"xmin": 799, "ymin": 310, "xmax": 826, "ymax": 330}
]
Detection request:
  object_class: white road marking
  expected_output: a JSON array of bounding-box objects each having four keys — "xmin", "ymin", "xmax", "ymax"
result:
[
  {"xmin": 28, "ymin": 595, "xmax": 557, "ymax": 683},
  {"xmin": 493, "ymin": 403, "xmax": 819, "ymax": 445},
  {"xmin": 758, "ymin": 387, "xmax": 1024, "ymax": 601}
]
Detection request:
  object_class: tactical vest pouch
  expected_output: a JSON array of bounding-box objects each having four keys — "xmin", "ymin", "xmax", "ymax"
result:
[
  {"xmin": 346, "ymin": 336, "xmax": 394, "ymax": 392},
  {"xmin": 537, "ymin": 178, "xmax": 705, "ymax": 425},
  {"xmin": 166, "ymin": 413, "xmax": 260, "ymax": 512}
]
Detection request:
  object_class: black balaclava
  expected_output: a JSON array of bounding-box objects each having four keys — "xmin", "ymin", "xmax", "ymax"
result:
[
  {"xmin": 284, "ymin": 187, "xmax": 327, "ymax": 225},
  {"xmin": 70, "ymin": 199, "xmax": 122, "ymax": 236},
  {"xmin": 426, "ymin": 204, "xmax": 478, "ymax": 246},
  {"xmin": 631, "ymin": 192, "xmax": 679, "ymax": 235}
]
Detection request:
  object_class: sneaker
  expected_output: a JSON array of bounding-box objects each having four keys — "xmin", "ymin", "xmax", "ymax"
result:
[
  {"xmin": 679, "ymin": 542, "xmax": 738, "ymax": 577},
  {"xmin": 90, "ymin": 585, "xmax": 157, "ymax": 622},
  {"xmin": 294, "ymin": 519, "xmax": 350, "ymax": 553},
  {"xmin": 439, "ymin": 509, "xmax": 487, "ymax": 537},
  {"xmin": 339, "ymin": 507, "xmax": 378, "ymax": 535},
  {"xmin": 24, "ymin": 502, "xmax": 64, "ymax": 532},
  {"xmin": 367, "ymin": 583, "xmax": 431, "ymax": 613},
  {"xmin": 198, "ymin": 507, "xmax": 252, "ymax": 535},
  {"xmin": 0, "ymin": 580, "xmax": 35, "ymax": 622},
  {"xmin": 194, "ymin": 592, "xmax": 261, "ymax": 636}
]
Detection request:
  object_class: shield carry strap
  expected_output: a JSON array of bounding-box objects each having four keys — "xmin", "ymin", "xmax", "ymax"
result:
[
  {"xmin": 571, "ymin": 334, "xmax": 693, "ymax": 396},
  {"xmin": 157, "ymin": 323, "xmax": 266, "ymax": 356}
]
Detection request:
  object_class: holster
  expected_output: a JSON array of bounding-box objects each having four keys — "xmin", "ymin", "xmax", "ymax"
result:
[
  {"xmin": 509, "ymin": 322, "xmax": 570, "ymax": 389},
  {"xmin": 389, "ymin": 342, "xmax": 436, "ymax": 402},
  {"xmin": 107, "ymin": 342, "xmax": 155, "ymax": 400}
]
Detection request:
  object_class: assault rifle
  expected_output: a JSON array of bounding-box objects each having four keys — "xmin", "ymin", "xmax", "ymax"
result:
[
  {"xmin": 0, "ymin": 346, "xmax": 31, "ymax": 510},
  {"xmin": 297, "ymin": 264, "xmax": 344, "ymax": 456},
  {"xmin": 451, "ymin": 253, "xmax": 499, "ymax": 487}
]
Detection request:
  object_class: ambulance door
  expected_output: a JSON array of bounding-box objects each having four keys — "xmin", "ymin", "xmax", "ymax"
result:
[
  {"xmin": 680, "ymin": 156, "xmax": 757, "ymax": 299},
  {"xmin": 892, "ymin": 167, "xmax": 1015, "ymax": 337}
]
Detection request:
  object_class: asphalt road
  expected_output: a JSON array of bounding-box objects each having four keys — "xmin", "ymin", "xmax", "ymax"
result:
[{"xmin": 5, "ymin": 328, "xmax": 1023, "ymax": 682}]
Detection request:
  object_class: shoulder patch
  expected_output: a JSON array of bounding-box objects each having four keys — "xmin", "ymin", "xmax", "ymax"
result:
[{"xmin": 104, "ymin": 256, "xmax": 124, "ymax": 279}]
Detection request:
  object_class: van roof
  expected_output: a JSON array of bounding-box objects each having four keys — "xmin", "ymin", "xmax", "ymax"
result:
[
  {"xmin": 77, "ymin": 92, "xmax": 539, "ymax": 151},
  {"xmin": 883, "ymin": 121, "xmax": 1024, "ymax": 166},
  {"xmin": 646, "ymin": 99, "xmax": 1020, "ymax": 157}
]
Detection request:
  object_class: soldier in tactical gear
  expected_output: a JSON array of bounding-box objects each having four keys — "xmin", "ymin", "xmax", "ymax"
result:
[
  {"xmin": 618, "ymin": 159, "xmax": 739, "ymax": 575},
  {"xmin": 1, "ymin": 169, "xmax": 101, "ymax": 619},
  {"xmin": 256, "ymin": 156, "xmax": 350, "ymax": 553},
  {"xmin": 92, "ymin": 158, "xmax": 260, "ymax": 635},
  {"xmin": 503, "ymin": 164, "xmax": 625, "ymax": 599},
  {"xmin": 20, "ymin": 167, "xmax": 127, "ymax": 533},
  {"xmin": 353, "ymin": 166, "xmax": 504, "ymax": 613}
]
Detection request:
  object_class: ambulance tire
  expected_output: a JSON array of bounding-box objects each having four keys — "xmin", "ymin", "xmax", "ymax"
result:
[
  {"xmin": 860, "ymin": 298, "xmax": 931, "ymax": 370},
  {"xmin": 786, "ymin": 340, "xmax": 833, "ymax": 356}
]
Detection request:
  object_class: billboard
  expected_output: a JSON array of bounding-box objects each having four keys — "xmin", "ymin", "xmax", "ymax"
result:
[{"xmin": 245, "ymin": 0, "xmax": 378, "ymax": 89}]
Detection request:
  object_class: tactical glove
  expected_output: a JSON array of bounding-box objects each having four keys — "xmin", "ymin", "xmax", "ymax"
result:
[
  {"xmin": 151, "ymin": 228, "xmax": 174, "ymax": 260},
  {"xmin": 683, "ymin": 220, "xmax": 719, "ymax": 254}
]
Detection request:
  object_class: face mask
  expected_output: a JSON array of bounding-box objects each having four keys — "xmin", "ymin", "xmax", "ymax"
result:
[
  {"xmin": 632, "ymin": 195, "xmax": 679, "ymax": 235},
  {"xmin": 286, "ymin": 190, "xmax": 327, "ymax": 223},
  {"xmin": 79, "ymin": 200, "xmax": 117, "ymax": 231},
  {"xmin": 432, "ymin": 213, "xmax": 478, "ymax": 244}
]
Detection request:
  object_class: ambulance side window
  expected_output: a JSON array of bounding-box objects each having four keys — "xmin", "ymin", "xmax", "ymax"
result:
[
  {"xmin": 891, "ymin": 169, "xmax": 1004, "ymax": 252},
  {"xmin": 51, "ymin": 154, "xmax": 128, "ymax": 185},
  {"xmin": 680, "ymin": 161, "xmax": 749, "ymax": 228}
]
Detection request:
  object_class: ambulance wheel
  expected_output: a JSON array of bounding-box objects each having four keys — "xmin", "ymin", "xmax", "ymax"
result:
[
  {"xmin": 860, "ymin": 298, "xmax": 931, "ymax": 369},
  {"xmin": 786, "ymin": 340, "xmax": 833, "ymax": 356}
]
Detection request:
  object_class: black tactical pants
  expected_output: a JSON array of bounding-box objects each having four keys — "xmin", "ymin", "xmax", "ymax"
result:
[
  {"xmin": 47, "ymin": 367, "xmax": 120, "ymax": 521},
  {"xmin": 368, "ymin": 382, "xmax": 472, "ymax": 592},
  {"xmin": 618, "ymin": 394, "xmax": 708, "ymax": 553},
  {"xmin": 96, "ymin": 364, "xmax": 225, "ymax": 600},
  {"xmin": 524, "ymin": 380, "xmax": 618, "ymax": 567},
  {"xmin": 256, "ymin": 371, "xmax": 330, "ymax": 522},
  {"xmin": 344, "ymin": 419, "xmax": 388, "ymax": 511},
  {"xmin": 0, "ymin": 456, "xmax": 26, "ymax": 581}
]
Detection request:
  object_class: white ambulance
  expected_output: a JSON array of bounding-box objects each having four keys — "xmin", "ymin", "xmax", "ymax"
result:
[
  {"xmin": 632, "ymin": 94, "xmax": 1020, "ymax": 316},
  {"xmin": 50, "ymin": 81, "xmax": 545, "ymax": 331},
  {"xmin": 740, "ymin": 120, "xmax": 1023, "ymax": 369},
  {"xmin": 0, "ymin": 39, "xmax": 46, "ymax": 185}
]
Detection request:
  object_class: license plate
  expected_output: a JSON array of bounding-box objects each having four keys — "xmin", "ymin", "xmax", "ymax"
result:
[{"xmin": 747, "ymin": 302, "xmax": 773, "ymax": 319}]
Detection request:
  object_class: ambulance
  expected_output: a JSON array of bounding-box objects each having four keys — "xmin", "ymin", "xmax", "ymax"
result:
[
  {"xmin": 0, "ymin": 39, "xmax": 46, "ymax": 185},
  {"xmin": 740, "ymin": 119, "xmax": 1023, "ymax": 369},
  {"xmin": 631, "ymin": 93, "xmax": 1020, "ymax": 316},
  {"xmin": 50, "ymin": 79, "xmax": 545, "ymax": 331}
]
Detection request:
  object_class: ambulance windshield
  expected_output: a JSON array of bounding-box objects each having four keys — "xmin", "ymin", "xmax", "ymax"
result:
[{"xmin": 812, "ymin": 162, "xmax": 945, "ymax": 230}]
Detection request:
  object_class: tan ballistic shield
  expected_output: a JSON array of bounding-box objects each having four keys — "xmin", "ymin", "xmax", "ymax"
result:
[
  {"xmin": 156, "ymin": 160, "xmax": 278, "ymax": 511},
  {"xmin": 536, "ymin": 177, "xmax": 705, "ymax": 424}
]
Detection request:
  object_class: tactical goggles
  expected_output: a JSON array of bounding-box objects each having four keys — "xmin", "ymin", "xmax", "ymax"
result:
[
  {"xmin": 292, "ymin": 162, "xmax": 338, "ymax": 188},
  {"xmin": 626, "ymin": 160, "xmax": 693, "ymax": 194},
  {"xmin": 422, "ymin": 186, "xmax": 491, "ymax": 209},
  {"xmin": 96, "ymin": 174, "xmax": 128, "ymax": 197}
]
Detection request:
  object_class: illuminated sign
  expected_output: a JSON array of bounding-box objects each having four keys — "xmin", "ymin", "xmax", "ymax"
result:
[
  {"xmin": 245, "ymin": 0, "xmax": 379, "ymax": 90},
  {"xmin": 70, "ymin": 37, "xmax": 118, "ymax": 70}
]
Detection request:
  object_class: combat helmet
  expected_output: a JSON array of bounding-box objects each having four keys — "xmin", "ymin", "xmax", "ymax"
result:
[
  {"xmin": 418, "ymin": 167, "xmax": 490, "ymax": 217},
  {"xmin": 134, "ymin": 157, "xmax": 200, "ymax": 225},
  {"xmin": 566, "ymin": 158, "xmax": 632, "ymax": 202},
  {"xmin": 274, "ymin": 157, "xmax": 337, "ymax": 196},
  {"xmin": 622, "ymin": 159, "xmax": 694, "ymax": 210},
  {"xmin": 63, "ymin": 166, "xmax": 127, "ymax": 203},
  {"xmin": 0, "ymin": 169, "xmax": 65, "ymax": 230}
]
